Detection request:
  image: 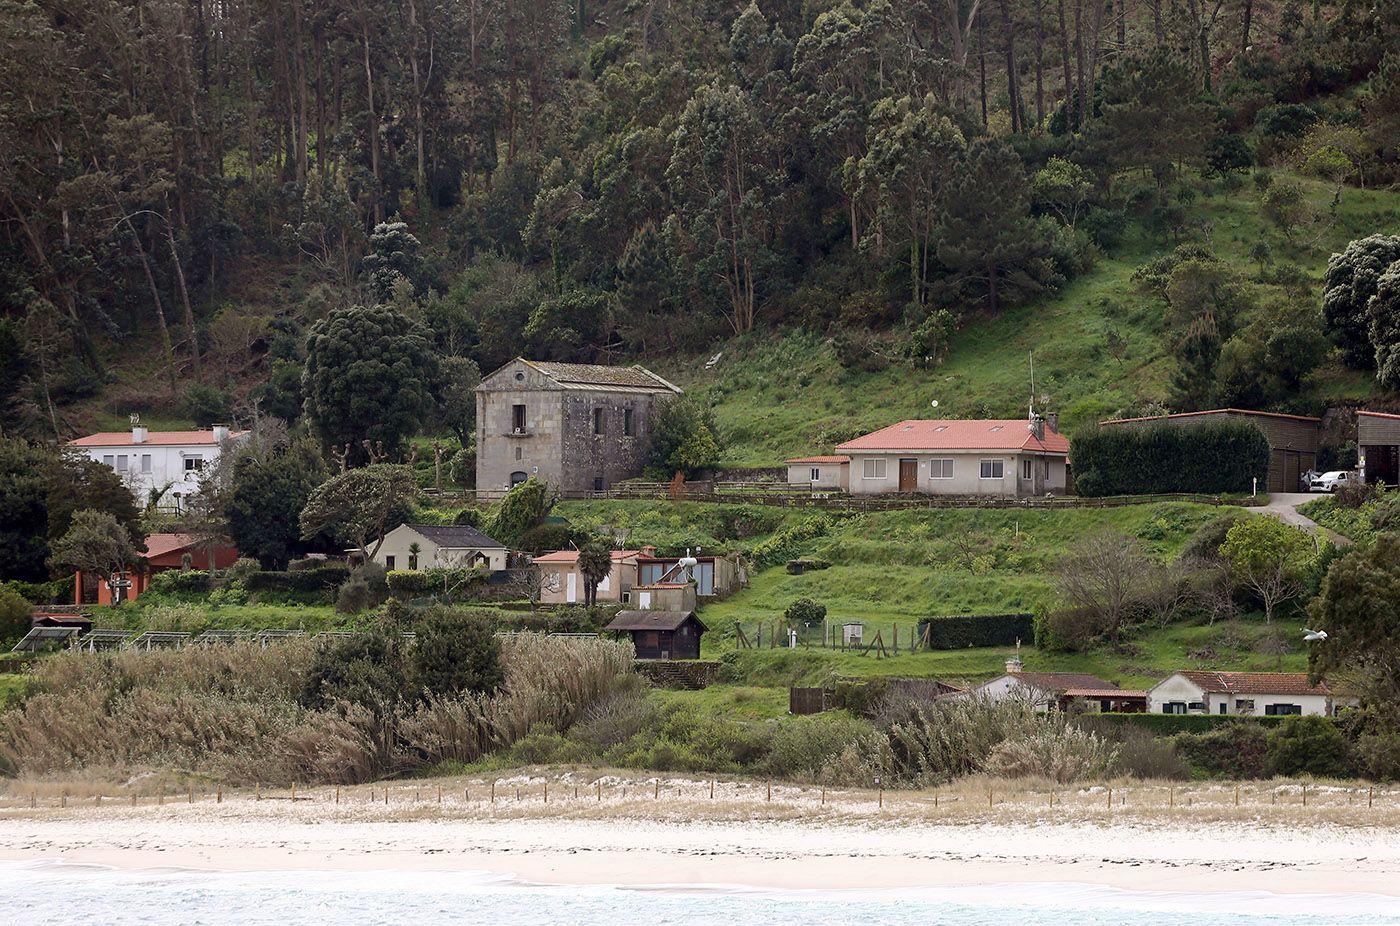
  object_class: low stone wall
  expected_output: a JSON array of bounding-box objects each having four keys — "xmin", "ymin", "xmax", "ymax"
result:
[{"xmin": 632, "ymin": 659, "xmax": 720, "ymax": 690}]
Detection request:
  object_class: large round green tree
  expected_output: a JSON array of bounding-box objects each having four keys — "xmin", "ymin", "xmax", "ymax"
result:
[
  {"xmin": 225, "ymin": 439, "xmax": 327, "ymax": 569},
  {"xmin": 1321, "ymin": 234, "xmax": 1400, "ymax": 368},
  {"xmin": 302, "ymin": 305, "xmax": 441, "ymax": 459}
]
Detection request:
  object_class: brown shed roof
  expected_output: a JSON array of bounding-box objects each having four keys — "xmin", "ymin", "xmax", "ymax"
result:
[
  {"xmin": 1172, "ymin": 671, "xmax": 1332, "ymax": 696},
  {"xmin": 605, "ymin": 610, "xmax": 706, "ymax": 632},
  {"xmin": 785, "ymin": 455, "xmax": 851, "ymax": 464},
  {"xmin": 1101, "ymin": 408, "xmax": 1321, "ymax": 426}
]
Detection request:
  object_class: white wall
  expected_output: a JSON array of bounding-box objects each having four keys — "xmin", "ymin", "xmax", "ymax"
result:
[
  {"xmin": 847, "ymin": 452, "xmax": 1063, "ymax": 496},
  {"xmin": 78, "ymin": 435, "xmax": 245, "ymax": 512},
  {"xmin": 371, "ymin": 525, "xmax": 507, "ymax": 572},
  {"xmin": 967, "ymin": 676, "xmax": 1056, "ymax": 712},
  {"xmin": 1147, "ymin": 673, "xmax": 1333, "ymax": 716},
  {"xmin": 785, "ymin": 464, "xmax": 849, "ymax": 490}
]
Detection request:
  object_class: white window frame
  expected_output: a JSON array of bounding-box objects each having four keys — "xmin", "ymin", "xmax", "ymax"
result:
[
  {"xmin": 929, "ymin": 458, "xmax": 954, "ymax": 479},
  {"xmin": 979, "ymin": 459, "xmax": 1005, "ymax": 479},
  {"xmin": 102, "ymin": 454, "xmax": 115, "ymax": 467},
  {"xmin": 810, "ymin": 467, "xmax": 821, "ymax": 482},
  {"xmin": 1022, "ymin": 459, "xmax": 1032, "ymax": 480},
  {"xmin": 115, "ymin": 454, "xmax": 129, "ymax": 473},
  {"xmin": 861, "ymin": 458, "xmax": 887, "ymax": 480},
  {"xmin": 140, "ymin": 454, "xmax": 152, "ymax": 474}
]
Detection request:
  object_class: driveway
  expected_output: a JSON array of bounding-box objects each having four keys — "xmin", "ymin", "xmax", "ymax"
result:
[{"xmin": 1259, "ymin": 492, "xmax": 1353, "ymax": 546}]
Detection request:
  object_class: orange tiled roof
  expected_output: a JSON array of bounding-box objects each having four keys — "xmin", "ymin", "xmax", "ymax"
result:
[{"xmin": 836, "ymin": 420, "xmax": 1069, "ymax": 454}]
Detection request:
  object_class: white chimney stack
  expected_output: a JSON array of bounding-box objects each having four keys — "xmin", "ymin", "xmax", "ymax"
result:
[
  {"xmin": 1005, "ymin": 655, "xmax": 1023, "ymax": 674},
  {"xmin": 130, "ymin": 413, "xmax": 147, "ymax": 444},
  {"xmin": 212, "ymin": 424, "xmax": 230, "ymax": 443}
]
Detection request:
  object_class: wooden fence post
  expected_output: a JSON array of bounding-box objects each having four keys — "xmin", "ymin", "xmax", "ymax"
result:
[
  {"xmin": 491, "ymin": 780, "xmax": 496, "ymax": 803},
  {"xmin": 543, "ymin": 781, "xmax": 548, "ymax": 803},
  {"xmin": 710, "ymin": 780, "xmax": 715, "ymax": 799},
  {"xmin": 188, "ymin": 785, "xmax": 194, "ymax": 804},
  {"xmin": 655, "ymin": 779, "xmax": 660, "ymax": 800},
  {"xmin": 1369, "ymin": 786, "xmax": 1374, "ymax": 808},
  {"xmin": 291, "ymin": 782, "xmax": 296, "ymax": 802},
  {"xmin": 821, "ymin": 786, "xmax": 826, "ymax": 805},
  {"xmin": 597, "ymin": 780, "xmax": 602, "ymax": 802},
  {"xmin": 335, "ymin": 786, "xmax": 340, "ymax": 805},
  {"xmin": 217, "ymin": 786, "xmax": 222, "ymax": 804},
  {"xmin": 766, "ymin": 780, "xmax": 772, "ymax": 802},
  {"xmin": 255, "ymin": 782, "xmax": 261, "ymax": 802}
]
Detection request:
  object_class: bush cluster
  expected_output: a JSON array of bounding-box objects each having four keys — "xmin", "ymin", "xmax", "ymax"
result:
[
  {"xmin": 749, "ymin": 513, "xmax": 836, "ymax": 569},
  {"xmin": 919, "ymin": 614, "xmax": 1034, "ymax": 649},
  {"xmin": 1071, "ymin": 421, "xmax": 1271, "ymax": 496}
]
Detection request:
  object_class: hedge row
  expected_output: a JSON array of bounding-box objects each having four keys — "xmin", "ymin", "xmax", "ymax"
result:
[
  {"xmin": 243, "ymin": 565, "xmax": 350, "ymax": 593},
  {"xmin": 1071, "ymin": 420, "xmax": 1271, "ymax": 496},
  {"xmin": 385, "ymin": 568, "xmax": 485, "ymax": 597},
  {"xmin": 918, "ymin": 614, "xmax": 1034, "ymax": 649},
  {"xmin": 1093, "ymin": 712, "xmax": 1291, "ymax": 734}
]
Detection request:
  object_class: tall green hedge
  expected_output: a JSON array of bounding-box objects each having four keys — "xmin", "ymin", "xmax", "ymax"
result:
[
  {"xmin": 918, "ymin": 614, "xmax": 1034, "ymax": 649},
  {"xmin": 1094, "ymin": 712, "xmax": 1290, "ymax": 734},
  {"xmin": 1071, "ymin": 420, "xmax": 1271, "ymax": 496}
]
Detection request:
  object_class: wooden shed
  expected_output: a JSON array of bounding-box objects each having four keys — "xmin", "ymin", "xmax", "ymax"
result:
[
  {"xmin": 1100, "ymin": 408, "xmax": 1321, "ymax": 493},
  {"xmin": 604, "ymin": 610, "xmax": 707, "ymax": 660},
  {"xmin": 1358, "ymin": 411, "xmax": 1400, "ymax": 486}
]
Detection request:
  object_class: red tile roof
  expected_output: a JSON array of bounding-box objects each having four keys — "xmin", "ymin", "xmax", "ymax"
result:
[
  {"xmin": 532, "ymin": 549, "xmax": 640, "ymax": 564},
  {"xmin": 1171, "ymin": 671, "xmax": 1332, "ymax": 696},
  {"xmin": 836, "ymin": 420, "xmax": 1069, "ymax": 454},
  {"xmin": 141, "ymin": 533, "xmax": 205, "ymax": 558},
  {"xmin": 1101, "ymin": 408, "xmax": 1321, "ymax": 425},
  {"xmin": 69, "ymin": 430, "xmax": 247, "ymax": 447},
  {"xmin": 785, "ymin": 455, "xmax": 851, "ymax": 464}
]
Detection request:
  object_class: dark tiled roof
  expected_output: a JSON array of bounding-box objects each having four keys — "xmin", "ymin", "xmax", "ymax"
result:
[
  {"xmin": 1009, "ymin": 672, "xmax": 1121, "ymax": 692},
  {"xmin": 1101, "ymin": 408, "xmax": 1321, "ymax": 425},
  {"xmin": 605, "ymin": 610, "xmax": 706, "ymax": 632},
  {"xmin": 407, "ymin": 524, "xmax": 504, "ymax": 549},
  {"xmin": 524, "ymin": 360, "xmax": 681, "ymax": 392}
]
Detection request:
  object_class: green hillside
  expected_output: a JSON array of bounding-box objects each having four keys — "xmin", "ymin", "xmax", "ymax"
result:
[{"xmin": 661, "ymin": 175, "xmax": 1400, "ymax": 467}]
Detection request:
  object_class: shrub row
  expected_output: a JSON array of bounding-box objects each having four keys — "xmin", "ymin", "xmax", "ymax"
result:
[
  {"xmin": 749, "ymin": 513, "xmax": 835, "ymax": 569},
  {"xmin": 244, "ymin": 565, "xmax": 351, "ymax": 593},
  {"xmin": 918, "ymin": 614, "xmax": 1035, "ymax": 649},
  {"xmin": 385, "ymin": 568, "xmax": 485, "ymax": 597},
  {"xmin": 1071, "ymin": 421, "xmax": 1271, "ymax": 496},
  {"xmin": 1093, "ymin": 712, "xmax": 1289, "ymax": 734}
]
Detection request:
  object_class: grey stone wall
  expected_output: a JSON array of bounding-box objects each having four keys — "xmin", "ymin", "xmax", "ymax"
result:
[{"xmin": 476, "ymin": 360, "xmax": 668, "ymax": 495}]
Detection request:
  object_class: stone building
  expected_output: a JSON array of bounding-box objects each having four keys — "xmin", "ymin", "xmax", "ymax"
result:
[{"xmin": 475, "ymin": 359, "xmax": 682, "ymax": 497}]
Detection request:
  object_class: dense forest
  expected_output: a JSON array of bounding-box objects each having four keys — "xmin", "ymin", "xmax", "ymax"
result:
[{"xmin": 2, "ymin": 0, "xmax": 1400, "ymax": 445}]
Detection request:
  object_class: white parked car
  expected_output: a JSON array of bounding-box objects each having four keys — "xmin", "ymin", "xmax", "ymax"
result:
[{"xmin": 1310, "ymin": 470, "xmax": 1353, "ymax": 492}]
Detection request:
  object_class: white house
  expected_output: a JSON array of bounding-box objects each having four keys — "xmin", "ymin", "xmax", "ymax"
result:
[
  {"xmin": 68, "ymin": 420, "xmax": 247, "ymax": 512},
  {"xmin": 834, "ymin": 416, "xmax": 1070, "ymax": 496},
  {"xmin": 783, "ymin": 455, "xmax": 850, "ymax": 491},
  {"xmin": 370, "ymin": 523, "xmax": 508, "ymax": 573},
  {"xmin": 964, "ymin": 658, "xmax": 1144, "ymax": 713},
  {"xmin": 1147, "ymin": 671, "xmax": 1340, "ymax": 717}
]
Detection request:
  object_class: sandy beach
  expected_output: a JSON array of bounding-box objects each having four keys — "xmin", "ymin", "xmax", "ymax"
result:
[{"xmin": 2, "ymin": 773, "xmax": 1400, "ymax": 901}]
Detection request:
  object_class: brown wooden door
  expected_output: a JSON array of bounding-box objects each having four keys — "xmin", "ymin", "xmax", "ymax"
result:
[{"xmin": 899, "ymin": 458, "xmax": 917, "ymax": 492}]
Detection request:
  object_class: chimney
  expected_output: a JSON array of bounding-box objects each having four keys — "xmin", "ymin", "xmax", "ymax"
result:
[
  {"xmin": 1029, "ymin": 416, "xmax": 1045, "ymax": 441},
  {"xmin": 212, "ymin": 424, "xmax": 230, "ymax": 443},
  {"xmin": 130, "ymin": 413, "xmax": 147, "ymax": 444},
  {"xmin": 1005, "ymin": 655, "xmax": 1023, "ymax": 674},
  {"xmin": 640, "ymin": 545, "xmax": 657, "ymax": 557},
  {"xmin": 1047, "ymin": 412, "xmax": 1059, "ymax": 433}
]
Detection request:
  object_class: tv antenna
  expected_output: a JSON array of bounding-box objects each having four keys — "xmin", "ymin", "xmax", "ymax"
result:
[{"xmin": 1028, "ymin": 351, "xmax": 1036, "ymax": 419}]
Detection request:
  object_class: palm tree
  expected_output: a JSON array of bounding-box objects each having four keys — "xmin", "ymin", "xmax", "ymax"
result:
[{"xmin": 577, "ymin": 539, "xmax": 614, "ymax": 607}]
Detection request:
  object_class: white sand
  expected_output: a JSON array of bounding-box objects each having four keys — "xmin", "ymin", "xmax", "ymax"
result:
[{"xmin": 3, "ymin": 793, "xmax": 1399, "ymax": 899}]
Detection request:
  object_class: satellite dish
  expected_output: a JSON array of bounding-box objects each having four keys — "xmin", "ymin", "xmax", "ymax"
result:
[{"xmin": 930, "ymin": 400, "xmax": 939, "ymax": 408}]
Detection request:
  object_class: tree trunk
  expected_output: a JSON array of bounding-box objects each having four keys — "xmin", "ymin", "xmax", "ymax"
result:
[
  {"xmin": 163, "ymin": 204, "xmax": 202, "ymax": 382},
  {"xmin": 360, "ymin": 15, "xmax": 383, "ymax": 224},
  {"xmin": 1034, "ymin": 0, "xmax": 1047, "ymax": 132},
  {"xmin": 978, "ymin": 16, "xmax": 989, "ymax": 126},
  {"xmin": 1084, "ymin": 0, "xmax": 1106, "ymax": 123},
  {"xmin": 1057, "ymin": 0, "xmax": 1075, "ymax": 129},
  {"xmin": 1240, "ymin": 0, "xmax": 1252, "ymax": 53},
  {"xmin": 998, "ymin": 0, "xmax": 1023, "ymax": 134},
  {"xmin": 125, "ymin": 217, "xmax": 178, "ymax": 394},
  {"xmin": 1073, "ymin": 0, "xmax": 1086, "ymax": 127}
]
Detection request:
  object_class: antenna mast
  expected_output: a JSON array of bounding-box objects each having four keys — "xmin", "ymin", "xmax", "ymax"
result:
[{"xmin": 1028, "ymin": 351, "xmax": 1036, "ymax": 419}]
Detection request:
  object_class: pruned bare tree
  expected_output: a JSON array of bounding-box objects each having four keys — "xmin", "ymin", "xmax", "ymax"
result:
[{"xmin": 1057, "ymin": 531, "xmax": 1151, "ymax": 646}]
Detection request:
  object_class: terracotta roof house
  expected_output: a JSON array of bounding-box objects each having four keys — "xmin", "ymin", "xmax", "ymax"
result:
[
  {"xmin": 1148, "ymin": 671, "xmax": 1344, "ymax": 716},
  {"xmin": 68, "ymin": 421, "xmax": 248, "ymax": 514},
  {"xmin": 73, "ymin": 533, "xmax": 240, "ymax": 606},
  {"xmin": 533, "ymin": 549, "xmax": 641, "ymax": 605},
  {"xmin": 369, "ymin": 523, "xmax": 507, "ymax": 573},
  {"xmin": 1099, "ymin": 408, "xmax": 1321, "ymax": 494},
  {"xmin": 474, "ymin": 358, "xmax": 681, "ymax": 498},
  {"xmin": 833, "ymin": 416, "xmax": 1069, "ymax": 496},
  {"xmin": 784, "ymin": 455, "xmax": 851, "ymax": 491},
  {"xmin": 967, "ymin": 659, "xmax": 1145, "ymax": 713}
]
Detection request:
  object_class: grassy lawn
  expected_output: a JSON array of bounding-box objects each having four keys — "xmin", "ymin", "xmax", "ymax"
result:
[{"xmin": 656, "ymin": 174, "xmax": 1400, "ymax": 467}]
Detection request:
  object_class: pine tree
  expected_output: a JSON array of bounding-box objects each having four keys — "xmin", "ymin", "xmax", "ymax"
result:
[{"xmin": 933, "ymin": 140, "xmax": 1051, "ymax": 314}]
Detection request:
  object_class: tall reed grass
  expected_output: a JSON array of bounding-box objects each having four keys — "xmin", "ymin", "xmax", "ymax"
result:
[{"xmin": 0, "ymin": 634, "xmax": 632, "ymax": 785}]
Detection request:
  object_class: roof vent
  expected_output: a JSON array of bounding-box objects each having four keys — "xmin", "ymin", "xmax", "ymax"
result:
[
  {"xmin": 989, "ymin": 425, "xmax": 1004, "ymax": 432},
  {"xmin": 934, "ymin": 426, "xmax": 948, "ymax": 432}
]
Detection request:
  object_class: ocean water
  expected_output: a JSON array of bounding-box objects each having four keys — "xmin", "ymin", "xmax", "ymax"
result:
[{"xmin": 2, "ymin": 863, "xmax": 1397, "ymax": 926}]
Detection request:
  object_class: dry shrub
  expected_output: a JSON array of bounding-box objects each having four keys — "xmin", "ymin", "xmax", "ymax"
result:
[
  {"xmin": 0, "ymin": 634, "xmax": 631, "ymax": 784},
  {"xmin": 983, "ymin": 727, "xmax": 1120, "ymax": 783}
]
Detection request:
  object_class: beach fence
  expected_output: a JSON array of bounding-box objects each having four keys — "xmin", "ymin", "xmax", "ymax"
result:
[{"xmin": 3, "ymin": 777, "xmax": 1394, "ymax": 823}]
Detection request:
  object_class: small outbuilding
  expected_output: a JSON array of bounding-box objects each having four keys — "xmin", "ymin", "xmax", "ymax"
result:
[
  {"xmin": 1358, "ymin": 410, "xmax": 1400, "ymax": 486},
  {"xmin": 604, "ymin": 610, "xmax": 707, "ymax": 660}
]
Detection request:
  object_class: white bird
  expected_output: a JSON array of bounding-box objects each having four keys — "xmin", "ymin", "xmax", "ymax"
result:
[{"xmin": 1303, "ymin": 629, "xmax": 1328, "ymax": 642}]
